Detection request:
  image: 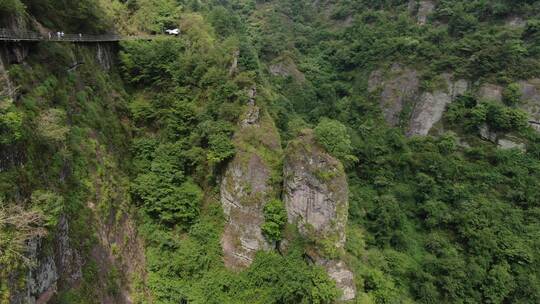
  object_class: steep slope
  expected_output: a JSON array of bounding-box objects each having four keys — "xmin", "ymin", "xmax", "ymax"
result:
[
  {"xmin": 3, "ymin": 0, "xmax": 540, "ymax": 303},
  {"xmin": 283, "ymin": 129, "xmax": 355, "ymax": 301},
  {"xmin": 220, "ymin": 88, "xmax": 282, "ymax": 269},
  {"xmin": 0, "ymin": 4, "xmax": 148, "ymax": 303}
]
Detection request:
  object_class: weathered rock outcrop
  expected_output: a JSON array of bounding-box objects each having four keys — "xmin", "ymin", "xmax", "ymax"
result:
[
  {"xmin": 408, "ymin": 74, "xmax": 468, "ymax": 136},
  {"xmin": 409, "ymin": 0, "xmax": 435, "ymax": 25},
  {"xmin": 317, "ymin": 260, "xmax": 356, "ymax": 301},
  {"xmin": 96, "ymin": 43, "xmax": 114, "ymax": 71},
  {"xmin": 1, "ymin": 15, "xmax": 30, "ymax": 64},
  {"xmin": 478, "ymin": 83, "xmax": 503, "ymax": 103},
  {"xmin": 0, "ymin": 53, "xmax": 15, "ymax": 101},
  {"xmin": 479, "ymin": 124, "xmax": 526, "ymax": 151},
  {"xmin": 23, "ymin": 238, "xmax": 58, "ymax": 304},
  {"xmin": 477, "ymin": 79, "xmax": 540, "ymax": 132},
  {"xmin": 283, "ymin": 130, "xmax": 355, "ymax": 301},
  {"xmin": 518, "ymin": 79, "xmax": 540, "ymax": 131},
  {"xmin": 369, "ymin": 64, "xmax": 420, "ymax": 127},
  {"xmin": 506, "ymin": 16, "xmax": 526, "ymax": 28},
  {"xmin": 269, "ymin": 56, "xmax": 305, "ymax": 83},
  {"xmin": 283, "ymin": 130, "xmax": 348, "ymax": 247},
  {"xmin": 220, "ymin": 88, "xmax": 283, "ymax": 269},
  {"xmin": 11, "ymin": 216, "xmax": 82, "ymax": 304}
]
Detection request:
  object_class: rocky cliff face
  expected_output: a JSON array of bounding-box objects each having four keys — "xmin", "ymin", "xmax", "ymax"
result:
[
  {"xmin": 409, "ymin": 0, "xmax": 435, "ymax": 25},
  {"xmin": 478, "ymin": 83, "xmax": 503, "ymax": 103},
  {"xmin": 408, "ymin": 74, "xmax": 468, "ymax": 136},
  {"xmin": 95, "ymin": 43, "xmax": 115, "ymax": 71},
  {"xmin": 283, "ymin": 130, "xmax": 348, "ymax": 248},
  {"xmin": 1, "ymin": 15, "xmax": 30, "ymax": 64},
  {"xmin": 269, "ymin": 56, "xmax": 306, "ymax": 83},
  {"xmin": 2, "ymin": 22, "xmax": 145, "ymax": 301},
  {"xmin": 283, "ymin": 130, "xmax": 356, "ymax": 301},
  {"xmin": 369, "ymin": 65, "xmax": 469, "ymax": 136},
  {"xmin": 0, "ymin": 53, "xmax": 14, "ymax": 101},
  {"xmin": 517, "ymin": 79, "xmax": 540, "ymax": 131},
  {"xmin": 11, "ymin": 216, "xmax": 82, "ymax": 304},
  {"xmin": 369, "ymin": 64, "xmax": 420, "ymax": 127},
  {"xmin": 220, "ymin": 88, "xmax": 283, "ymax": 269},
  {"xmin": 476, "ymin": 80, "xmax": 540, "ymax": 133}
]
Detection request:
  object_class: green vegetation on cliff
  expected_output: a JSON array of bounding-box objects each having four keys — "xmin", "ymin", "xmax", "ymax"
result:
[{"xmin": 2, "ymin": 0, "xmax": 540, "ymax": 303}]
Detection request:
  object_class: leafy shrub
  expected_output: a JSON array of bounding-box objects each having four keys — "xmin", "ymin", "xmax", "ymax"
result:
[
  {"xmin": 486, "ymin": 103, "xmax": 529, "ymax": 132},
  {"xmin": 133, "ymin": 175, "xmax": 202, "ymax": 229},
  {"xmin": 0, "ymin": 0, "xmax": 24, "ymax": 15},
  {"xmin": 130, "ymin": 0, "xmax": 181, "ymax": 33},
  {"xmin": 0, "ymin": 102, "xmax": 23, "ymax": 145},
  {"xmin": 261, "ymin": 199, "xmax": 287, "ymax": 241},
  {"xmin": 502, "ymin": 83, "xmax": 522, "ymax": 106},
  {"xmin": 314, "ymin": 118, "xmax": 357, "ymax": 164},
  {"xmin": 244, "ymin": 251, "xmax": 340, "ymax": 303},
  {"xmin": 30, "ymin": 190, "xmax": 64, "ymax": 228},
  {"xmin": 36, "ymin": 108, "xmax": 69, "ymax": 143}
]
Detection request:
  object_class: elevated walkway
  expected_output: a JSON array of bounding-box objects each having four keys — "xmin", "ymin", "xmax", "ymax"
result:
[{"xmin": 0, "ymin": 28, "xmax": 156, "ymax": 42}]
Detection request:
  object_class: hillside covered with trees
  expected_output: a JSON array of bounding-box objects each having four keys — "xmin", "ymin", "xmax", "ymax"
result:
[{"xmin": 1, "ymin": 0, "xmax": 540, "ymax": 303}]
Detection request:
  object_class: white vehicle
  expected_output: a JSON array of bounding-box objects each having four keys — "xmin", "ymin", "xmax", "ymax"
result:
[{"xmin": 165, "ymin": 28, "xmax": 180, "ymax": 35}]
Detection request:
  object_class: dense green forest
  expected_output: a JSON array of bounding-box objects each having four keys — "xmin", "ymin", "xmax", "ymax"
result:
[{"xmin": 1, "ymin": 0, "xmax": 540, "ymax": 303}]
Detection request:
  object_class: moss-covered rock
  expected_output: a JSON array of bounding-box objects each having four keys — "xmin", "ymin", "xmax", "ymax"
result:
[
  {"xmin": 220, "ymin": 88, "xmax": 283, "ymax": 269},
  {"xmin": 282, "ymin": 129, "xmax": 356, "ymax": 301},
  {"xmin": 283, "ymin": 129, "xmax": 347, "ymax": 248}
]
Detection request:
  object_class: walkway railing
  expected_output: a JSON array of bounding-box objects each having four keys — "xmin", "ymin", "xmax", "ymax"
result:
[
  {"xmin": 46, "ymin": 33, "xmax": 122, "ymax": 42},
  {"xmin": 0, "ymin": 28, "xmax": 42, "ymax": 41},
  {"xmin": 0, "ymin": 28, "xmax": 155, "ymax": 42}
]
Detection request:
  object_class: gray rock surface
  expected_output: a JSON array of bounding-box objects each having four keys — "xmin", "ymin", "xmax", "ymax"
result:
[
  {"xmin": 417, "ymin": 1, "xmax": 435, "ymax": 25},
  {"xmin": 1, "ymin": 16, "xmax": 29, "ymax": 64},
  {"xmin": 479, "ymin": 124, "xmax": 498, "ymax": 143},
  {"xmin": 283, "ymin": 130, "xmax": 355, "ymax": 301},
  {"xmin": 408, "ymin": 92, "xmax": 451, "ymax": 136},
  {"xmin": 269, "ymin": 57, "xmax": 306, "ymax": 82},
  {"xmin": 506, "ymin": 16, "xmax": 526, "ymax": 28},
  {"xmin": 13, "ymin": 216, "xmax": 82, "ymax": 304},
  {"xmin": 221, "ymin": 153, "xmax": 273, "ymax": 269},
  {"xmin": 478, "ymin": 84, "xmax": 503, "ymax": 103},
  {"xmin": 221, "ymin": 88, "xmax": 282, "ymax": 269},
  {"xmin": 96, "ymin": 43, "xmax": 114, "ymax": 70},
  {"xmin": 408, "ymin": 74, "xmax": 468, "ymax": 136},
  {"xmin": 517, "ymin": 79, "xmax": 540, "ymax": 131},
  {"xmin": 408, "ymin": 0, "xmax": 435, "ymax": 25},
  {"xmin": 498, "ymin": 138, "xmax": 525, "ymax": 151},
  {"xmin": 23, "ymin": 238, "xmax": 59, "ymax": 304},
  {"xmin": 318, "ymin": 259, "xmax": 356, "ymax": 302},
  {"xmin": 54, "ymin": 216, "xmax": 83, "ymax": 287},
  {"xmin": 0, "ymin": 53, "xmax": 15, "ymax": 100},
  {"xmin": 283, "ymin": 130, "xmax": 348, "ymax": 247},
  {"xmin": 369, "ymin": 64, "xmax": 420, "ymax": 126}
]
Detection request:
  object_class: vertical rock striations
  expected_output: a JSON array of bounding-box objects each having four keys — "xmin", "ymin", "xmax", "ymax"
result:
[
  {"xmin": 409, "ymin": 0, "xmax": 436, "ymax": 25},
  {"xmin": 368, "ymin": 64, "xmax": 420, "ymax": 127},
  {"xmin": 220, "ymin": 87, "xmax": 283, "ymax": 269},
  {"xmin": 283, "ymin": 130, "xmax": 348, "ymax": 248},
  {"xmin": 283, "ymin": 130, "xmax": 356, "ymax": 301},
  {"xmin": 11, "ymin": 216, "xmax": 82, "ymax": 304},
  {"xmin": 517, "ymin": 79, "xmax": 540, "ymax": 132},
  {"xmin": 408, "ymin": 74, "xmax": 468, "ymax": 136}
]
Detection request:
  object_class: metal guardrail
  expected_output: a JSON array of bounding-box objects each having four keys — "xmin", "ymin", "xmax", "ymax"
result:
[
  {"xmin": 46, "ymin": 33, "xmax": 122, "ymax": 42},
  {"xmin": 0, "ymin": 28, "xmax": 138, "ymax": 42},
  {"xmin": 0, "ymin": 28, "xmax": 42, "ymax": 41}
]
